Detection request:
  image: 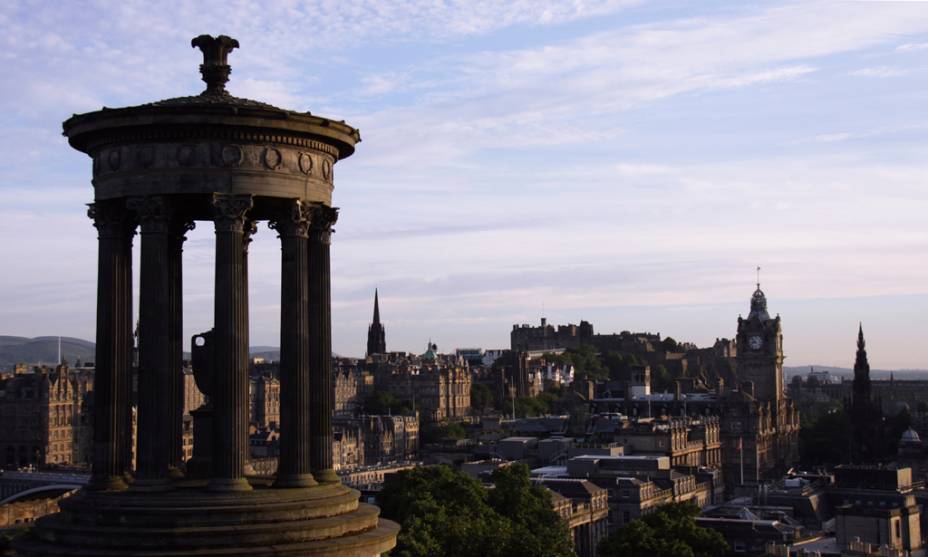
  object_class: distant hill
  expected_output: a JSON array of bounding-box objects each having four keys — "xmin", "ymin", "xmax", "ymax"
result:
[
  {"xmin": 785, "ymin": 365, "xmax": 928, "ymax": 381},
  {"xmin": 0, "ymin": 336, "xmax": 283, "ymax": 369},
  {"xmin": 0, "ymin": 336, "xmax": 95, "ymax": 368}
]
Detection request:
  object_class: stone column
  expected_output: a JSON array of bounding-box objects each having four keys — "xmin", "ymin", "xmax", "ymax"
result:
[
  {"xmin": 87, "ymin": 201, "xmax": 135, "ymax": 491},
  {"xmin": 209, "ymin": 193, "xmax": 253, "ymax": 492},
  {"xmin": 169, "ymin": 219, "xmax": 194, "ymax": 476},
  {"xmin": 270, "ymin": 200, "xmax": 316, "ymax": 488},
  {"xmin": 119, "ymin": 213, "xmax": 135, "ymax": 479},
  {"xmin": 128, "ymin": 196, "xmax": 174, "ymax": 489},
  {"xmin": 308, "ymin": 205, "xmax": 338, "ymax": 483}
]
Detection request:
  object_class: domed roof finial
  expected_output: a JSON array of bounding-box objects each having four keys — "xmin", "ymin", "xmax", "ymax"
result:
[
  {"xmin": 748, "ymin": 266, "xmax": 770, "ymax": 321},
  {"xmin": 191, "ymin": 34, "xmax": 239, "ymax": 95}
]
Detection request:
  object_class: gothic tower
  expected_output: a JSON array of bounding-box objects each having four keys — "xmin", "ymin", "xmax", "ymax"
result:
[
  {"xmin": 850, "ymin": 324, "xmax": 882, "ymax": 462},
  {"xmin": 367, "ymin": 289, "xmax": 386, "ymax": 356},
  {"xmin": 736, "ymin": 282, "xmax": 784, "ymax": 403},
  {"xmin": 852, "ymin": 323, "xmax": 872, "ymax": 408}
]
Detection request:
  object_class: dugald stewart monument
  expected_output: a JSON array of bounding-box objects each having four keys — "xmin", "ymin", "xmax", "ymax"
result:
[{"xmin": 13, "ymin": 35, "xmax": 399, "ymax": 556}]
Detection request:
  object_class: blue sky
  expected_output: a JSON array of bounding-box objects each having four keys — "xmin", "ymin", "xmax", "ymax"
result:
[{"xmin": 1, "ymin": 1, "xmax": 927, "ymax": 368}]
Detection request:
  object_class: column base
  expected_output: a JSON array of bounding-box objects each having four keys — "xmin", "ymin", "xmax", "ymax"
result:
[
  {"xmin": 208, "ymin": 477, "xmax": 254, "ymax": 492},
  {"xmin": 274, "ymin": 473, "xmax": 318, "ymax": 488},
  {"xmin": 312, "ymin": 469, "xmax": 339, "ymax": 483},
  {"xmin": 168, "ymin": 465, "xmax": 186, "ymax": 480},
  {"xmin": 130, "ymin": 478, "xmax": 174, "ymax": 492},
  {"xmin": 87, "ymin": 474, "xmax": 129, "ymax": 492}
]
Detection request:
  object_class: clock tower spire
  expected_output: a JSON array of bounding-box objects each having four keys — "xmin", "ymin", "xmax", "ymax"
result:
[{"xmin": 736, "ymin": 279, "xmax": 783, "ymax": 403}]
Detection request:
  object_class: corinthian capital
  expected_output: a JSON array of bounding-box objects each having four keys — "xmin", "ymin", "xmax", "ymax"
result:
[
  {"xmin": 211, "ymin": 194, "xmax": 253, "ymax": 233},
  {"xmin": 88, "ymin": 201, "xmax": 136, "ymax": 239},
  {"xmin": 127, "ymin": 196, "xmax": 172, "ymax": 234},
  {"xmin": 308, "ymin": 204, "xmax": 339, "ymax": 245},
  {"xmin": 268, "ymin": 199, "xmax": 311, "ymax": 238}
]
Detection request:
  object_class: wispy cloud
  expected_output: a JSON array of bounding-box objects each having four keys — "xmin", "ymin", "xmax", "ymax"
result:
[
  {"xmin": 849, "ymin": 66, "xmax": 908, "ymax": 78},
  {"xmin": 1, "ymin": 1, "xmax": 928, "ymax": 368}
]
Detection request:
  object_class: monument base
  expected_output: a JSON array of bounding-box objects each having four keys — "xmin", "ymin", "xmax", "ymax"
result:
[{"xmin": 14, "ymin": 480, "xmax": 398, "ymax": 556}]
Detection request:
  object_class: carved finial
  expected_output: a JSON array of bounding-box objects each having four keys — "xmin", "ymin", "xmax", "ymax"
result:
[{"xmin": 191, "ymin": 34, "xmax": 240, "ymax": 95}]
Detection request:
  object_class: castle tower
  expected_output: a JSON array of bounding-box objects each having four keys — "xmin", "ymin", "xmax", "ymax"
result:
[
  {"xmin": 736, "ymin": 282, "xmax": 784, "ymax": 404},
  {"xmin": 367, "ymin": 289, "xmax": 386, "ymax": 356}
]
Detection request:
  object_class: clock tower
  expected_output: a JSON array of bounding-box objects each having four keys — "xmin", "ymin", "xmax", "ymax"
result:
[{"xmin": 736, "ymin": 283, "xmax": 784, "ymax": 404}]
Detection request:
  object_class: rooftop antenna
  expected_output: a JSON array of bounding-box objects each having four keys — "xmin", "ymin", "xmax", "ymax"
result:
[
  {"xmin": 57, "ymin": 336, "xmax": 62, "ymax": 366},
  {"xmin": 756, "ymin": 265, "xmax": 761, "ymax": 289}
]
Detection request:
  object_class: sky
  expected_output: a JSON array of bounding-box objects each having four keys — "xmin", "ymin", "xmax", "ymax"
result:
[{"xmin": 0, "ymin": 1, "xmax": 927, "ymax": 368}]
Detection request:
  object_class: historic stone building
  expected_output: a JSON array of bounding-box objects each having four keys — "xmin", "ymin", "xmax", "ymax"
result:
[
  {"xmin": 371, "ymin": 347, "xmax": 471, "ymax": 422},
  {"xmin": 331, "ymin": 414, "xmax": 419, "ymax": 470},
  {"xmin": 366, "ymin": 289, "xmax": 386, "ymax": 356},
  {"xmin": 735, "ymin": 284, "xmax": 784, "ymax": 404},
  {"xmin": 589, "ymin": 285, "xmax": 800, "ymax": 493},
  {"xmin": 359, "ymin": 414, "xmax": 419, "ymax": 465},
  {"xmin": 540, "ymin": 478, "xmax": 610, "ymax": 557},
  {"xmin": 249, "ymin": 374, "xmax": 280, "ymax": 429},
  {"xmin": 0, "ymin": 363, "xmax": 91, "ymax": 468},
  {"xmin": 721, "ymin": 284, "xmax": 800, "ymax": 489},
  {"xmin": 588, "ymin": 415, "xmax": 722, "ymax": 469}
]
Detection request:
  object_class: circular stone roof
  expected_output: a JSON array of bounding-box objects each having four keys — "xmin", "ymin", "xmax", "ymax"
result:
[
  {"xmin": 901, "ymin": 428, "xmax": 921, "ymax": 444},
  {"xmin": 62, "ymin": 35, "xmax": 359, "ymax": 159}
]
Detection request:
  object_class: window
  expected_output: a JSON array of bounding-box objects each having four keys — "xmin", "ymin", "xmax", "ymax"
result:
[{"xmin": 895, "ymin": 520, "xmax": 901, "ymax": 539}]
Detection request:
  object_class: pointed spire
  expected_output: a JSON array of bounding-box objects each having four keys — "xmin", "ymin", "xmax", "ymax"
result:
[
  {"xmin": 366, "ymin": 288, "xmax": 386, "ymax": 356},
  {"xmin": 858, "ymin": 322, "xmax": 865, "ymax": 351}
]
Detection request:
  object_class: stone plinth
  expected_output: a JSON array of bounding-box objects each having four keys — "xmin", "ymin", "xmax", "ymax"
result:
[{"xmin": 15, "ymin": 481, "xmax": 398, "ymax": 556}]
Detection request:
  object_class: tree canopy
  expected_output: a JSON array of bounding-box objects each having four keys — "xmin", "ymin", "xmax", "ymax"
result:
[
  {"xmin": 598, "ymin": 502, "xmax": 728, "ymax": 557},
  {"xmin": 470, "ymin": 382, "xmax": 495, "ymax": 414},
  {"xmin": 362, "ymin": 391, "xmax": 413, "ymax": 415},
  {"xmin": 379, "ymin": 464, "xmax": 576, "ymax": 557}
]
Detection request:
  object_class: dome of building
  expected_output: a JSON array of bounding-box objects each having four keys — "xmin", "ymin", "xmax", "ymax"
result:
[
  {"xmin": 748, "ymin": 285, "xmax": 770, "ymax": 321},
  {"xmin": 901, "ymin": 427, "xmax": 921, "ymax": 444}
]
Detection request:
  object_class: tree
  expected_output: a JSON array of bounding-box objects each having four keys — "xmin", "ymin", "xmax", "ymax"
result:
[
  {"xmin": 362, "ymin": 391, "xmax": 413, "ymax": 415},
  {"xmin": 799, "ymin": 407, "xmax": 851, "ymax": 466},
  {"xmin": 565, "ymin": 345, "xmax": 608, "ymax": 381},
  {"xmin": 470, "ymin": 382, "xmax": 495, "ymax": 414},
  {"xmin": 661, "ymin": 337, "xmax": 679, "ymax": 352},
  {"xmin": 488, "ymin": 464, "xmax": 576, "ymax": 557},
  {"xmin": 651, "ymin": 364, "xmax": 673, "ymax": 392},
  {"xmin": 421, "ymin": 421, "xmax": 467, "ymax": 444},
  {"xmin": 380, "ymin": 464, "xmax": 576, "ymax": 557},
  {"xmin": 598, "ymin": 502, "xmax": 728, "ymax": 557}
]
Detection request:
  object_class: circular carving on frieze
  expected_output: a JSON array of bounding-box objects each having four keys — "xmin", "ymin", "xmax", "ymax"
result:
[
  {"xmin": 177, "ymin": 144, "xmax": 197, "ymax": 166},
  {"xmin": 136, "ymin": 146, "xmax": 155, "ymax": 168},
  {"xmin": 298, "ymin": 152, "xmax": 313, "ymax": 175},
  {"xmin": 108, "ymin": 149, "xmax": 121, "ymax": 171},
  {"xmin": 262, "ymin": 147, "xmax": 282, "ymax": 170},
  {"xmin": 322, "ymin": 159, "xmax": 332, "ymax": 181},
  {"xmin": 220, "ymin": 144, "xmax": 244, "ymax": 167}
]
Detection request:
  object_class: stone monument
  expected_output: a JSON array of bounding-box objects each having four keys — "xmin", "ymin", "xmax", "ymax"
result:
[{"xmin": 15, "ymin": 34, "xmax": 399, "ymax": 556}]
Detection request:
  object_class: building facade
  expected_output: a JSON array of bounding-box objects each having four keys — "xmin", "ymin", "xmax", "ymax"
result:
[{"xmin": 0, "ymin": 364, "xmax": 91, "ymax": 468}]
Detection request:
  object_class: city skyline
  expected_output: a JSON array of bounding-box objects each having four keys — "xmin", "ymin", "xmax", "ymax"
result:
[{"xmin": 2, "ymin": 2, "xmax": 927, "ymax": 368}]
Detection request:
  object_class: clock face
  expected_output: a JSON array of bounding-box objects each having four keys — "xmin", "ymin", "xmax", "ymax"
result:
[{"xmin": 748, "ymin": 335, "xmax": 763, "ymax": 350}]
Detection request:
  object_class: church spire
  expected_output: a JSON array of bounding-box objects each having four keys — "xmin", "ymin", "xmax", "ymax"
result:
[
  {"xmin": 853, "ymin": 323, "xmax": 871, "ymax": 404},
  {"xmin": 366, "ymin": 288, "xmax": 386, "ymax": 356}
]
